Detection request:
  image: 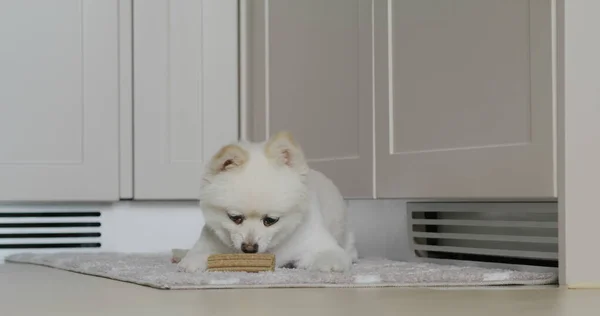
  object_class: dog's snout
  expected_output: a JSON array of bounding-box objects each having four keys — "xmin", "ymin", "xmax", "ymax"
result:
[{"xmin": 241, "ymin": 242, "xmax": 258, "ymax": 253}]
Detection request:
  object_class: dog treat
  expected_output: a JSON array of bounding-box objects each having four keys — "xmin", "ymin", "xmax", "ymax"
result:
[{"xmin": 206, "ymin": 253, "xmax": 276, "ymax": 272}]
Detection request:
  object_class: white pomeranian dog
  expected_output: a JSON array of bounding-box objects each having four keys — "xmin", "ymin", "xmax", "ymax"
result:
[{"xmin": 177, "ymin": 131, "xmax": 357, "ymax": 273}]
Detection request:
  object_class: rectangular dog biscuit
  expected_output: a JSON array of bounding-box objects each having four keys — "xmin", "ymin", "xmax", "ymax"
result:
[{"xmin": 206, "ymin": 253, "xmax": 275, "ymax": 272}]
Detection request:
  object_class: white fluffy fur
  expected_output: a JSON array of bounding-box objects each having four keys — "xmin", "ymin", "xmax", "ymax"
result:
[{"xmin": 177, "ymin": 131, "xmax": 357, "ymax": 273}]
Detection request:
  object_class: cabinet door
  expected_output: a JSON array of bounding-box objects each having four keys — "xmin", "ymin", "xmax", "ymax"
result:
[
  {"xmin": 245, "ymin": 0, "xmax": 374, "ymax": 198},
  {"xmin": 0, "ymin": 0, "xmax": 120, "ymax": 201},
  {"xmin": 133, "ymin": 0, "xmax": 238, "ymax": 199},
  {"xmin": 375, "ymin": 0, "xmax": 555, "ymax": 198}
]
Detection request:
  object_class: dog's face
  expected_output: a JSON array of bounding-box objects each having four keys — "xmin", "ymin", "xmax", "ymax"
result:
[{"xmin": 199, "ymin": 131, "xmax": 310, "ymax": 253}]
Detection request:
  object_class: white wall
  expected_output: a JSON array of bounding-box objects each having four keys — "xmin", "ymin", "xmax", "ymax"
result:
[
  {"xmin": 100, "ymin": 202, "xmax": 205, "ymax": 253},
  {"xmin": 557, "ymin": 0, "xmax": 600, "ymax": 287},
  {"xmin": 347, "ymin": 200, "xmax": 411, "ymax": 260}
]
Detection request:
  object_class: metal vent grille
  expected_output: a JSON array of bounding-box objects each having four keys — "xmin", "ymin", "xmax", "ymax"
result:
[
  {"xmin": 408, "ymin": 202, "xmax": 558, "ymax": 270},
  {"xmin": 0, "ymin": 209, "xmax": 102, "ymax": 259}
]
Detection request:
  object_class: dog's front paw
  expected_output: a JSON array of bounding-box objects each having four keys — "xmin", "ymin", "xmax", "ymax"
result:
[
  {"xmin": 177, "ymin": 253, "xmax": 208, "ymax": 273},
  {"xmin": 300, "ymin": 249, "xmax": 352, "ymax": 273}
]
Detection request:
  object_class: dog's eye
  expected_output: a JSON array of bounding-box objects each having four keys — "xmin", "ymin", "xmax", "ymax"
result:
[
  {"xmin": 228, "ymin": 214, "xmax": 244, "ymax": 225},
  {"xmin": 262, "ymin": 216, "xmax": 279, "ymax": 227}
]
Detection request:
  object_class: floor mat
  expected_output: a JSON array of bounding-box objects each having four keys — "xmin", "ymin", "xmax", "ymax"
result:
[{"xmin": 4, "ymin": 252, "xmax": 557, "ymax": 290}]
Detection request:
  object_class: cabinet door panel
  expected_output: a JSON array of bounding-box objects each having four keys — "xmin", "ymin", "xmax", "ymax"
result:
[
  {"xmin": 0, "ymin": 0, "xmax": 120, "ymax": 201},
  {"xmin": 246, "ymin": 0, "xmax": 374, "ymax": 198},
  {"xmin": 375, "ymin": 0, "xmax": 555, "ymax": 198},
  {"xmin": 133, "ymin": 0, "xmax": 238, "ymax": 199}
]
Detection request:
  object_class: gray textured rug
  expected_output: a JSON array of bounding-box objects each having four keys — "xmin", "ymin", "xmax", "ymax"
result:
[{"xmin": 5, "ymin": 252, "xmax": 557, "ymax": 290}]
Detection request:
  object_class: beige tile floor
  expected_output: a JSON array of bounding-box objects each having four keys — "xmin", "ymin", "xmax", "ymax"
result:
[{"xmin": 0, "ymin": 263, "xmax": 598, "ymax": 316}]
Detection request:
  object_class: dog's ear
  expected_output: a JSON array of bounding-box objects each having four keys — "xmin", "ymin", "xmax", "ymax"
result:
[
  {"xmin": 207, "ymin": 144, "xmax": 248, "ymax": 176},
  {"xmin": 265, "ymin": 131, "xmax": 308, "ymax": 174}
]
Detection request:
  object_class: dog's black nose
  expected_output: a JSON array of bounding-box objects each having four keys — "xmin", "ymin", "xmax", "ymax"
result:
[{"xmin": 241, "ymin": 243, "xmax": 258, "ymax": 253}]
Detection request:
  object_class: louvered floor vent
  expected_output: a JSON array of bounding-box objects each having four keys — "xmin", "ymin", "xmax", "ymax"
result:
[
  {"xmin": 0, "ymin": 209, "xmax": 102, "ymax": 258},
  {"xmin": 408, "ymin": 202, "xmax": 558, "ymax": 269}
]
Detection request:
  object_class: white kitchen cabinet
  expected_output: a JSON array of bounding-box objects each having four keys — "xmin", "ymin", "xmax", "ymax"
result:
[
  {"xmin": 0, "ymin": 0, "xmax": 120, "ymax": 201},
  {"xmin": 374, "ymin": 0, "xmax": 555, "ymax": 199},
  {"xmin": 0, "ymin": 0, "xmax": 555, "ymax": 202},
  {"xmin": 244, "ymin": 0, "xmax": 556, "ymax": 199},
  {"xmin": 133, "ymin": 0, "xmax": 238, "ymax": 199},
  {"xmin": 0, "ymin": 0, "xmax": 237, "ymax": 202}
]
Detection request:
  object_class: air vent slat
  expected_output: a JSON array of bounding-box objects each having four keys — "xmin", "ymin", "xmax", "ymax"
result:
[
  {"xmin": 0, "ymin": 212, "xmax": 101, "ymax": 218},
  {"xmin": 412, "ymin": 232, "xmax": 558, "ymax": 244},
  {"xmin": 413, "ymin": 208, "xmax": 556, "ymax": 214},
  {"xmin": 413, "ymin": 245, "xmax": 558, "ymax": 260},
  {"xmin": 411, "ymin": 219, "xmax": 557, "ymax": 228},
  {"xmin": 0, "ymin": 233, "xmax": 100, "ymax": 239},
  {"xmin": 0, "ymin": 238, "xmax": 101, "ymax": 244},
  {"xmin": 0, "ymin": 243, "xmax": 101, "ymax": 249},
  {"xmin": 0, "ymin": 223, "xmax": 101, "ymax": 228},
  {"xmin": 0, "ymin": 227, "xmax": 100, "ymax": 234},
  {"xmin": 0, "ymin": 217, "xmax": 101, "ymax": 224}
]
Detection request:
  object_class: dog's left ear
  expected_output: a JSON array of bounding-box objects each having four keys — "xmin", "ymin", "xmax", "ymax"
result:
[{"xmin": 265, "ymin": 131, "xmax": 308, "ymax": 174}]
